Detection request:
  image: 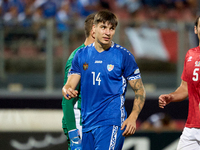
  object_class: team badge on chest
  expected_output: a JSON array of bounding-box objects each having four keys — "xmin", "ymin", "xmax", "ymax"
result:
[
  {"xmin": 107, "ymin": 64, "xmax": 114, "ymax": 71},
  {"xmin": 83, "ymin": 62, "xmax": 88, "ymax": 70},
  {"xmin": 195, "ymin": 61, "xmax": 200, "ymax": 67}
]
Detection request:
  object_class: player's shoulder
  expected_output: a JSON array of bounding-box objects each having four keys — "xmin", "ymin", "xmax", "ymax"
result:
[
  {"xmin": 83, "ymin": 42, "xmax": 94, "ymax": 50},
  {"xmin": 74, "ymin": 44, "xmax": 86, "ymax": 53},
  {"xmin": 69, "ymin": 43, "xmax": 85, "ymax": 58},
  {"xmin": 77, "ymin": 43, "xmax": 94, "ymax": 53},
  {"xmin": 188, "ymin": 46, "xmax": 200, "ymax": 52},
  {"xmin": 113, "ymin": 42, "xmax": 133, "ymax": 56},
  {"xmin": 186, "ymin": 46, "xmax": 200, "ymax": 56}
]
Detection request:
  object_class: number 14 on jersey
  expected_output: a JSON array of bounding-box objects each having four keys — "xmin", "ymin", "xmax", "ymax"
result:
[{"xmin": 92, "ymin": 72, "xmax": 101, "ymax": 85}]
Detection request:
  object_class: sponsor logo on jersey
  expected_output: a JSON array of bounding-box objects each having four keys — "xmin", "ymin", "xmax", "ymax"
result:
[
  {"xmin": 188, "ymin": 56, "xmax": 192, "ymax": 62},
  {"xmin": 95, "ymin": 60, "xmax": 102, "ymax": 63},
  {"xmin": 195, "ymin": 61, "xmax": 200, "ymax": 66},
  {"xmin": 107, "ymin": 64, "xmax": 114, "ymax": 71},
  {"xmin": 83, "ymin": 62, "xmax": 88, "ymax": 70}
]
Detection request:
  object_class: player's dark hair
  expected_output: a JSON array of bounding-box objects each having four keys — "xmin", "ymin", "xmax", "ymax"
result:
[
  {"xmin": 94, "ymin": 10, "xmax": 118, "ymax": 28},
  {"xmin": 84, "ymin": 13, "xmax": 95, "ymax": 38},
  {"xmin": 195, "ymin": 16, "xmax": 200, "ymax": 27}
]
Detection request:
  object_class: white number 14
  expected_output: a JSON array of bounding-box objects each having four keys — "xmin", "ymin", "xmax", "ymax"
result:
[{"xmin": 92, "ymin": 72, "xmax": 101, "ymax": 85}]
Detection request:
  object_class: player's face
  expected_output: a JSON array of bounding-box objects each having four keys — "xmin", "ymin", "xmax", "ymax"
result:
[
  {"xmin": 94, "ymin": 21, "xmax": 116, "ymax": 46},
  {"xmin": 195, "ymin": 18, "xmax": 200, "ymax": 40}
]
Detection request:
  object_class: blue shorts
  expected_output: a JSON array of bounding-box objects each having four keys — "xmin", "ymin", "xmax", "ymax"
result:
[{"xmin": 82, "ymin": 125, "xmax": 125, "ymax": 150}]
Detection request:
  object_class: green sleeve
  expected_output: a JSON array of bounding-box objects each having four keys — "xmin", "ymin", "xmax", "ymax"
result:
[{"xmin": 62, "ymin": 44, "xmax": 85, "ymax": 131}]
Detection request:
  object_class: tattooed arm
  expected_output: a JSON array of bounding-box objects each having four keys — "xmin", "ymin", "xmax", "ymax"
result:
[{"xmin": 121, "ymin": 78, "xmax": 146, "ymax": 136}]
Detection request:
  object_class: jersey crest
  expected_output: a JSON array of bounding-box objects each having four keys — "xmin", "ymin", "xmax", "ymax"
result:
[
  {"xmin": 107, "ymin": 64, "xmax": 114, "ymax": 71},
  {"xmin": 83, "ymin": 62, "xmax": 88, "ymax": 70},
  {"xmin": 195, "ymin": 61, "xmax": 200, "ymax": 67}
]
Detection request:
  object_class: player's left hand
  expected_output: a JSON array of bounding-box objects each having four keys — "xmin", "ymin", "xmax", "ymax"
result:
[{"xmin": 121, "ymin": 118, "xmax": 136, "ymax": 137}]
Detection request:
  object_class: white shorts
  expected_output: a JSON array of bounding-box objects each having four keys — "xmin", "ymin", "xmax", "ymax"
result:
[{"xmin": 177, "ymin": 127, "xmax": 200, "ymax": 150}]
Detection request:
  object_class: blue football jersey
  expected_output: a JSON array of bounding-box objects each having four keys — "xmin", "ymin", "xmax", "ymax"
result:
[{"xmin": 69, "ymin": 42, "xmax": 141, "ymax": 132}]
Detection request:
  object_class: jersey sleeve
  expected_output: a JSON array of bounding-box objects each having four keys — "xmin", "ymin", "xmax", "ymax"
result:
[
  {"xmin": 69, "ymin": 50, "xmax": 81, "ymax": 75},
  {"xmin": 122, "ymin": 50, "xmax": 141, "ymax": 80},
  {"xmin": 181, "ymin": 52, "xmax": 188, "ymax": 82}
]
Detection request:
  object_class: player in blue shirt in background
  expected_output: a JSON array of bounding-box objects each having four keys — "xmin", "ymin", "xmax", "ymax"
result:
[{"xmin": 62, "ymin": 10, "xmax": 146, "ymax": 150}]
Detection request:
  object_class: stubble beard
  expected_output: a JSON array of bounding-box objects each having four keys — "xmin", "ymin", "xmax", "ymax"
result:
[{"xmin": 97, "ymin": 38, "xmax": 111, "ymax": 50}]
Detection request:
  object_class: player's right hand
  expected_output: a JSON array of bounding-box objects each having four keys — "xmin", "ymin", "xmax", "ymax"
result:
[
  {"xmin": 158, "ymin": 94, "xmax": 172, "ymax": 109},
  {"xmin": 68, "ymin": 129, "xmax": 82, "ymax": 150},
  {"xmin": 62, "ymin": 86, "xmax": 78, "ymax": 100}
]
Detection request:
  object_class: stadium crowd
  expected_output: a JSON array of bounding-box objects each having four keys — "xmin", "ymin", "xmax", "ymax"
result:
[
  {"xmin": 0, "ymin": 0, "xmax": 199, "ymax": 29},
  {"xmin": 1, "ymin": 0, "xmax": 199, "ymax": 58}
]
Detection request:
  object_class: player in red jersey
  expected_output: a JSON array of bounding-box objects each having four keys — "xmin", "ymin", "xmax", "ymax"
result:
[{"xmin": 159, "ymin": 16, "xmax": 200, "ymax": 150}]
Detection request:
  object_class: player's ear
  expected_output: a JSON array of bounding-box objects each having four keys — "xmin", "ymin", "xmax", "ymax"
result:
[
  {"xmin": 92, "ymin": 24, "xmax": 95, "ymax": 30},
  {"xmin": 91, "ymin": 28, "xmax": 95, "ymax": 37},
  {"xmin": 194, "ymin": 26, "xmax": 198, "ymax": 34}
]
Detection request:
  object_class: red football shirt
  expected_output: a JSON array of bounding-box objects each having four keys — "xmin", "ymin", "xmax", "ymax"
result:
[{"xmin": 181, "ymin": 46, "xmax": 200, "ymax": 128}]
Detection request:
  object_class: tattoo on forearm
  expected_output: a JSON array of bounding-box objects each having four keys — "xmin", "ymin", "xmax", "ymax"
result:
[
  {"xmin": 135, "ymin": 94, "xmax": 145, "ymax": 103},
  {"xmin": 130, "ymin": 79, "xmax": 146, "ymax": 114},
  {"xmin": 133, "ymin": 94, "xmax": 145, "ymax": 113},
  {"xmin": 131, "ymin": 79, "xmax": 143, "ymax": 92}
]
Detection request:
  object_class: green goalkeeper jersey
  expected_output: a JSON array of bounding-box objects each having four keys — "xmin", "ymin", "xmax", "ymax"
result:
[{"xmin": 62, "ymin": 43, "xmax": 85, "ymax": 131}]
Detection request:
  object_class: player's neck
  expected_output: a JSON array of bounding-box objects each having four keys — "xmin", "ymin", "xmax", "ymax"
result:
[
  {"xmin": 84, "ymin": 36, "xmax": 95, "ymax": 46},
  {"xmin": 94, "ymin": 41, "xmax": 111, "ymax": 53}
]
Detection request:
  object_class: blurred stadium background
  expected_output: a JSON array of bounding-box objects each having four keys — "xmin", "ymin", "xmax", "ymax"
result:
[{"xmin": 0, "ymin": 0, "xmax": 199, "ymax": 149}]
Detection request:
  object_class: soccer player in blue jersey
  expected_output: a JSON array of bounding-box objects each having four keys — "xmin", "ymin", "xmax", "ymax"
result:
[{"xmin": 62, "ymin": 10, "xmax": 146, "ymax": 150}]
